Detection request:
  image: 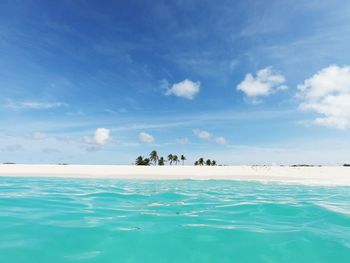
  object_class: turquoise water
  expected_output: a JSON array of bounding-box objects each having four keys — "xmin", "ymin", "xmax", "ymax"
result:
[{"xmin": 1, "ymin": 178, "xmax": 350, "ymax": 263}]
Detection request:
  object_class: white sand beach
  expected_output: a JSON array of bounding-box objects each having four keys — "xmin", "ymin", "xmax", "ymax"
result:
[{"xmin": 0, "ymin": 164, "xmax": 350, "ymax": 186}]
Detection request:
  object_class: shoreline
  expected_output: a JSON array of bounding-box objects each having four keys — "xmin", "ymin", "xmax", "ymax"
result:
[{"xmin": 0, "ymin": 164, "xmax": 350, "ymax": 186}]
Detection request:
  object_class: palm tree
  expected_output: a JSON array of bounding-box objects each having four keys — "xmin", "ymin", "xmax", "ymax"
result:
[
  {"xmin": 143, "ymin": 158, "xmax": 150, "ymax": 166},
  {"xmin": 150, "ymin": 150, "xmax": 159, "ymax": 165},
  {"xmin": 180, "ymin": 155, "xmax": 186, "ymax": 165},
  {"xmin": 211, "ymin": 160, "xmax": 217, "ymax": 166},
  {"xmin": 168, "ymin": 154, "xmax": 173, "ymax": 165},
  {"xmin": 158, "ymin": 157, "xmax": 165, "ymax": 166},
  {"xmin": 172, "ymin": 155, "xmax": 178, "ymax": 165},
  {"xmin": 136, "ymin": 156, "xmax": 144, "ymax": 165},
  {"xmin": 135, "ymin": 156, "xmax": 150, "ymax": 166},
  {"xmin": 206, "ymin": 159, "xmax": 211, "ymax": 166},
  {"xmin": 198, "ymin": 158, "xmax": 204, "ymax": 166},
  {"xmin": 194, "ymin": 161, "xmax": 199, "ymax": 166}
]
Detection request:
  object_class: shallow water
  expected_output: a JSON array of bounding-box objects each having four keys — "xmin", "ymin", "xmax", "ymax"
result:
[{"xmin": 0, "ymin": 177, "xmax": 350, "ymax": 263}]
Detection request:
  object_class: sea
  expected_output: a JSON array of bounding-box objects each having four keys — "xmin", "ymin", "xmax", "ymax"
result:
[{"xmin": 1, "ymin": 177, "xmax": 350, "ymax": 262}]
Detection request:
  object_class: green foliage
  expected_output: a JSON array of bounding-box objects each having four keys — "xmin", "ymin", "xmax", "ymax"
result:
[
  {"xmin": 158, "ymin": 157, "xmax": 165, "ymax": 166},
  {"xmin": 194, "ymin": 158, "xmax": 217, "ymax": 166},
  {"xmin": 168, "ymin": 154, "xmax": 173, "ymax": 165},
  {"xmin": 198, "ymin": 158, "xmax": 204, "ymax": 165},
  {"xmin": 135, "ymin": 156, "xmax": 151, "ymax": 166},
  {"xmin": 149, "ymin": 150, "xmax": 159, "ymax": 165},
  {"xmin": 135, "ymin": 151, "xmax": 218, "ymax": 166},
  {"xmin": 172, "ymin": 155, "xmax": 178, "ymax": 165},
  {"xmin": 181, "ymin": 155, "xmax": 186, "ymax": 165}
]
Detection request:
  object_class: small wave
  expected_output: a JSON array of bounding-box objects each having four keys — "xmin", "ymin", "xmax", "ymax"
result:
[
  {"xmin": 315, "ymin": 202, "xmax": 350, "ymax": 216},
  {"xmin": 147, "ymin": 202, "xmax": 169, "ymax": 207},
  {"xmin": 181, "ymin": 223, "xmax": 239, "ymax": 230},
  {"xmin": 182, "ymin": 223, "xmax": 208, "ymax": 227},
  {"xmin": 1, "ymin": 177, "xmax": 350, "ymax": 262},
  {"xmin": 117, "ymin": 227, "xmax": 141, "ymax": 231}
]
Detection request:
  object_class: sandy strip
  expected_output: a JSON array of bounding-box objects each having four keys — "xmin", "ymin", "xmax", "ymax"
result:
[{"xmin": 0, "ymin": 164, "xmax": 350, "ymax": 186}]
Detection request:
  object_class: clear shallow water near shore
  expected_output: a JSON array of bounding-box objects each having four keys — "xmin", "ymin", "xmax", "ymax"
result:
[{"xmin": 0, "ymin": 178, "xmax": 350, "ymax": 263}]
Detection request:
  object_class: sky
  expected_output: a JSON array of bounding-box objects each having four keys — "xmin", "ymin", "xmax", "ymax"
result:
[{"xmin": 1, "ymin": 0, "xmax": 350, "ymax": 165}]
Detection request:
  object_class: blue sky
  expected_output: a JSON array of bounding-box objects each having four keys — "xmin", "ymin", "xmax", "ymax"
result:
[{"xmin": 1, "ymin": 0, "xmax": 350, "ymax": 165}]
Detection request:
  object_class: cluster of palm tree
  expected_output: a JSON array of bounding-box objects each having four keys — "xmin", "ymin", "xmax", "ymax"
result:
[
  {"xmin": 194, "ymin": 158, "xmax": 217, "ymax": 166},
  {"xmin": 167, "ymin": 154, "xmax": 186, "ymax": 165},
  {"xmin": 135, "ymin": 156, "xmax": 151, "ymax": 166},
  {"xmin": 135, "ymin": 150, "xmax": 219, "ymax": 166},
  {"xmin": 135, "ymin": 150, "xmax": 186, "ymax": 166}
]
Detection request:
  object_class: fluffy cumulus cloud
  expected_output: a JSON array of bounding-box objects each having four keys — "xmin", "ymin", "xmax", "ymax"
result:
[
  {"xmin": 237, "ymin": 67, "xmax": 287, "ymax": 102},
  {"xmin": 139, "ymin": 132, "xmax": 154, "ymax": 143},
  {"xmin": 84, "ymin": 128, "xmax": 111, "ymax": 145},
  {"xmin": 165, "ymin": 79, "xmax": 200, "ymax": 100},
  {"xmin": 193, "ymin": 129, "xmax": 212, "ymax": 140},
  {"xmin": 193, "ymin": 129, "xmax": 227, "ymax": 145},
  {"xmin": 297, "ymin": 65, "xmax": 350, "ymax": 129}
]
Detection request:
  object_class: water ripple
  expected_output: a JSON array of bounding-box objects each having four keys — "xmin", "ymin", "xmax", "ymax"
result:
[{"xmin": 1, "ymin": 178, "xmax": 350, "ymax": 262}]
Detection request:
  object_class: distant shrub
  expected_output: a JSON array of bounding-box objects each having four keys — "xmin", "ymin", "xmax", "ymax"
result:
[{"xmin": 291, "ymin": 164, "xmax": 314, "ymax": 167}]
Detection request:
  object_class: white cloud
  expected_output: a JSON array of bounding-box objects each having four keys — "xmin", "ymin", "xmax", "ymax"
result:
[
  {"xmin": 175, "ymin": 137, "xmax": 189, "ymax": 145},
  {"xmin": 165, "ymin": 79, "xmax": 200, "ymax": 100},
  {"xmin": 237, "ymin": 67, "xmax": 287, "ymax": 102},
  {"xmin": 84, "ymin": 128, "xmax": 111, "ymax": 145},
  {"xmin": 32, "ymin": 132, "xmax": 47, "ymax": 140},
  {"xmin": 193, "ymin": 129, "xmax": 212, "ymax": 140},
  {"xmin": 297, "ymin": 65, "xmax": 350, "ymax": 129},
  {"xmin": 6, "ymin": 100, "xmax": 68, "ymax": 110},
  {"xmin": 193, "ymin": 129, "xmax": 227, "ymax": 145},
  {"xmin": 214, "ymin": 136, "xmax": 227, "ymax": 145},
  {"xmin": 139, "ymin": 132, "xmax": 154, "ymax": 143}
]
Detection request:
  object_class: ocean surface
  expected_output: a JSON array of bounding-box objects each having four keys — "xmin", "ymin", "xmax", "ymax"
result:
[{"xmin": 0, "ymin": 177, "xmax": 350, "ymax": 263}]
